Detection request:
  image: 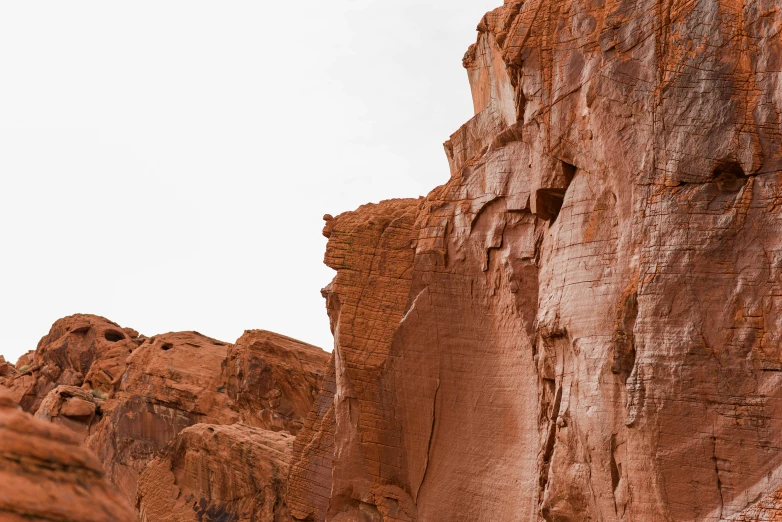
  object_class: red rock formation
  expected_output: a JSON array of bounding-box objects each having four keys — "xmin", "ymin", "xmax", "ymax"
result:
[
  {"xmin": 0, "ymin": 355, "xmax": 14, "ymax": 387},
  {"xmin": 4, "ymin": 314, "xmax": 141, "ymax": 412},
  {"xmin": 87, "ymin": 331, "xmax": 237, "ymax": 501},
  {"xmin": 137, "ymin": 423, "xmax": 294, "ymax": 522},
  {"xmin": 222, "ymin": 329, "xmax": 329, "ymax": 434},
  {"xmin": 88, "ymin": 329, "xmax": 327, "ymax": 504},
  {"xmin": 0, "ymin": 388, "xmax": 135, "ymax": 521},
  {"xmin": 287, "ymin": 354, "xmax": 337, "ymax": 522},
  {"xmin": 1, "ymin": 316, "xmax": 328, "ymax": 518},
  {"xmin": 288, "ymin": 0, "xmax": 782, "ymax": 520}
]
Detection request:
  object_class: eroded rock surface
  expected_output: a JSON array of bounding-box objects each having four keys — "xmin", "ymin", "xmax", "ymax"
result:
[
  {"xmin": 137, "ymin": 423, "xmax": 294, "ymax": 522},
  {"xmin": 89, "ymin": 329, "xmax": 327, "ymax": 504},
  {"xmin": 0, "ymin": 356, "xmax": 14, "ymax": 387},
  {"xmin": 289, "ymin": 0, "xmax": 782, "ymax": 520},
  {"xmin": 35, "ymin": 385, "xmax": 103, "ymax": 441},
  {"xmin": 222, "ymin": 329, "xmax": 330, "ymax": 434},
  {"xmin": 4, "ymin": 314, "xmax": 141, "ymax": 412},
  {"xmin": 1, "ymin": 317, "xmax": 328, "ymax": 518},
  {"xmin": 0, "ymin": 388, "xmax": 135, "ymax": 522}
]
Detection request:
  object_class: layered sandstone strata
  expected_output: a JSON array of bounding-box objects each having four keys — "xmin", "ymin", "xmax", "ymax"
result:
[
  {"xmin": 288, "ymin": 0, "xmax": 782, "ymax": 520},
  {"xmin": 0, "ymin": 388, "xmax": 135, "ymax": 522}
]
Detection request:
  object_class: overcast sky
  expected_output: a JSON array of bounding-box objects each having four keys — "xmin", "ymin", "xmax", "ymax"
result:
[{"xmin": 0, "ymin": 0, "xmax": 499, "ymax": 363}]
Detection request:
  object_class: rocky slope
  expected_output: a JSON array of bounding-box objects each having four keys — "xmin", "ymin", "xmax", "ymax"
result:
[
  {"xmin": 287, "ymin": 0, "xmax": 782, "ymax": 521},
  {"xmin": 1, "ymin": 314, "xmax": 329, "ymax": 521}
]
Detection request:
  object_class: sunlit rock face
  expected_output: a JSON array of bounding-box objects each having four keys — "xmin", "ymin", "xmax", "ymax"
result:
[{"xmin": 288, "ymin": 0, "xmax": 782, "ymax": 520}]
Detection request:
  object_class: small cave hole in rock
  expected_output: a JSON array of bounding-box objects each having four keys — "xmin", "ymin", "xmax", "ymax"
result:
[
  {"xmin": 535, "ymin": 161, "xmax": 576, "ymax": 223},
  {"xmin": 713, "ymin": 161, "xmax": 747, "ymax": 193},
  {"xmin": 536, "ymin": 189, "xmax": 566, "ymax": 222},
  {"xmin": 104, "ymin": 330, "xmax": 125, "ymax": 343},
  {"xmin": 161, "ymin": 343, "xmax": 173, "ymax": 351},
  {"xmin": 562, "ymin": 161, "xmax": 576, "ymax": 185}
]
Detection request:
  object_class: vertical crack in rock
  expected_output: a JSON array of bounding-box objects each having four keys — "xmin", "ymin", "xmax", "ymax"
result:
[
  {"xmin": 611, "ymin": 289, "xmax": 638, "ymax": 384},
  {"xmin": 712, "ymin": 434, "xmax": 724, "ymax": 520},
  {"xmin": 539, "ymin": 381, "xmax": 563, "ymax": 513},
  {"xmin": 610, "ymin": 434, "xmax": 622, "ymax": 517},
  {"xmin": 415, "ymin": 378, "xmax": 441, "ymax": 501}
]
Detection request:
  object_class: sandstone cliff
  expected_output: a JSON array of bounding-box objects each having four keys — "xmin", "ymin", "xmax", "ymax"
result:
[{"xmin": 287, "ymin": 0, "xmax": 782, "ymax": 520}]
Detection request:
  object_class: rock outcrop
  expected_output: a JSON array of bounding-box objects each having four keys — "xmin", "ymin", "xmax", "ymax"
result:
[
  {"xmin": 88, "ymin": 329, "xmax": 328, "ymax": 503},
  {"xmin": 0, "ymin": 356, "xmax": 14, "ymax": 387},
  {"xmin": 137, "ymin": 423, "xmax": 294, "ymax": 522},
  {"xmin": 222, "ymin": 329, "xmax": 329, "ymax": 435},
  {"xmin": 0, "ymin": 388, "xmax": 135, "ymax": 522},
  {"xmin": 1, "ymin": 315, "xmax": 329, "ymax": 519},
  {"xmin": 5, "ymin": 314, "xmax": 142, "ymax": 412},
  {"xmin": 288, "ymin": 0, "xmax": 782, "ymax": 521}
]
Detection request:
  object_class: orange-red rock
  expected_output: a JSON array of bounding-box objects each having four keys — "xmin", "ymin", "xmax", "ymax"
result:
[
  {"xmin": 0, "ymin": 388, "xmax": 135, "ymax": 522},
  {"xmin": 0, "ymin": 355, "xmax": 14, "ymax": 387},
  {"xmin": 137, "ymin": 423, "xmax": 294, "ymax": 522},
  {"xmin": 88, "ymin": 329, "xmax": 327, "ymax": 505},
  {"xmin": 35, "ymin": 385, "xmax": 103, "ymax": 441},
  {"xmin": 1, "ymin": 317, "xmax": 328, "ymax": 519},
  {"xmin": 222, "ymin": 330, "xmax": 329, "ymax": 434},
  {"xmin": 4, "ymin": 314, "xmax": 141, "ymax": 412},
  {"xmin": 286, "ymin": 354, "xmax": 337, "ymax": 522},
  {"xmin": 288, "ymin": 1, "xmax": 782, "ymax": 520}
]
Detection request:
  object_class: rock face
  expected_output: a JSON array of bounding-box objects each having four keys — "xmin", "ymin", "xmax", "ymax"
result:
[
  {"xmin": 223, "ymin": 330, "xmax": 330, "ymax": 435},
  {"xmin": 0, "ymin": 388, "xmax": 135, "ymax": 522},
  {"xmin": 0, "ymin": 355, "xmax": 14, "ymax": 387},
  {"xmin": 288, "ymin": 1, "xmax": 782, "ymax": 521},
  {"xmin": 137, "ymin": 423, "xmax": 294, "ymax": 522}
]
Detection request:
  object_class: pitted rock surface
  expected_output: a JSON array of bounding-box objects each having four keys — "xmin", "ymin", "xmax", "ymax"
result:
[{"xmin": 88, "ymin": 329, "xmax": 327, "ymax": 504}]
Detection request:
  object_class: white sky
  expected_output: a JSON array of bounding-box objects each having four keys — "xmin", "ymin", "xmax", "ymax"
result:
[{"xmin": 0, "ymin": 0, "xmax": 499, "ymax": 363}]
